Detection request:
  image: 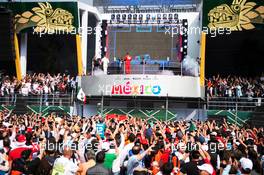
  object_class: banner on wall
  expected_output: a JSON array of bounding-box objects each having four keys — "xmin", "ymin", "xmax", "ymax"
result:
[
  {"xmin": 0, "ymin": 2, "xmax": 79, "ymax": 34},
  {"xmin": 203, "ymin": 0, "xmax": 264, "ymax": 31},
  {"xmin": 81, "ymin": 75, "xmax": 203, "ymax": 98}
]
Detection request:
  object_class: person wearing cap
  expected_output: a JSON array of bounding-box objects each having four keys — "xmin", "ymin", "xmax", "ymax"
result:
[
  {"xmin": 9, "ymin": 134, "xmax": 31, "ymax": 161},
  {"xmin": 197, "ymin": 163, "xmax": 214, "ymax": 175},
  {"xmin": 11, "ymin": 147, "xmax": 44, "ymax": 175},
  {"xmin": 221, "ymin": 157, "xmax": 253, "ymax": 175},
  {"xmin": 239, "ymin": 158, "xmax": 253, "ymax": 175}
]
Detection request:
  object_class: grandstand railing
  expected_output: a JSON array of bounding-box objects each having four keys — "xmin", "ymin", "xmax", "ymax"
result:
[
  {"xmin": 96, "ymin": 61, "xmax": 182, "ymax": 75},
  {"xmin": 207, "ymin": 97, "xmax": 263, "ymax": 111},
  {"xmin": 1, "ymin": 93, "xmax": 263, "ymax": 112},
  {"xmin": 0, "ymin": 93, "xmax": 75, "ymax": 107}
]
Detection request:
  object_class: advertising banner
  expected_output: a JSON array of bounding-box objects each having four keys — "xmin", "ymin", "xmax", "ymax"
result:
[{"xmin": 81, "ymin": 75, "xmax": 202, "ymax": 98}]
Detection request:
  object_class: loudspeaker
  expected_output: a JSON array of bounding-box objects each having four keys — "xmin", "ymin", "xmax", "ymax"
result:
[
  {"xmin": 181, "ymin": 19, "xmax": 188, "ymax": 60},
  {"xmin": 0, "ymin": 8, "xmax": 15, "ymax": 61},
  {"xmin": 207, "ymin": 115, "xmax": 227, "ymax": 124},
  {"xmin": 100, "ymin": 20, "xmax": 107, "ymax": 58}
]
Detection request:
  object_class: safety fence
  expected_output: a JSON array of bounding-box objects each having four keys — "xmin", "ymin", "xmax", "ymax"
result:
[
  {"xmin": 207, "ymin": 97, "xmax": 263, "ymax": 111},
  {"xmin": 93, "ymin": 61, "xmax": 183, "ymax": 75},
  {"xmin": 0, "ymin": 93, "xmax": 74, "ymax": 107}
]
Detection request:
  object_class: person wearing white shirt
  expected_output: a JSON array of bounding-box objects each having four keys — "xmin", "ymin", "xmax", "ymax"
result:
[
  {"xmin": 52, "ymin": 146, "xmax": 79, "ymax": 175},
  {"xmin": 101, "ymin": 56, "xmax": 110, "ymax": 75},
  {"xmin": 112, "ymin": 133, "xmax": 125, "ymax": 174},
  {"xmin": 119, "ymin": 133, "xmax": 136, "ymax": 170}
]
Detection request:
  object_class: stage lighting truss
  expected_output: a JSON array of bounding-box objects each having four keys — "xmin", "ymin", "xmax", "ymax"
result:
[{"xmin": 109, "ymin": 13, "xmax": 181, "ymax": 25}]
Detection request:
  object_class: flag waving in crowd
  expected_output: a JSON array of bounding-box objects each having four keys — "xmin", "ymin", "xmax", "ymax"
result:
[{"xmin": 77, "ymin": 88, "xmax": 86, "ymax": 104}]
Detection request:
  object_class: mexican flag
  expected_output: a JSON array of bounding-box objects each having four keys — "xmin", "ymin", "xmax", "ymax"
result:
[{"xmin": 77, "ymin": 88, "xmax": 86, "ymax": 103}]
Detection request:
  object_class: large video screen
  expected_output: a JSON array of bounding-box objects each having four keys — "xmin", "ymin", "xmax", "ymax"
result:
[{"xmin": 107, "ymin": 25, "xmax": 181, "ymax": 61}]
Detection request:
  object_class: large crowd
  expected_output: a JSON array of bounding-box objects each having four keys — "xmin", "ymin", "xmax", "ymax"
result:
[
  {"xmin": 0, "ymin": 73, "xmax": 77, "ymax": 97},
  {"xmin": 0, "ymin": 110, "xmax": 263, "ymax": 175},
  {"xmin": 206, "ymin": 75, "xmax": 264, "ymax": 98}
]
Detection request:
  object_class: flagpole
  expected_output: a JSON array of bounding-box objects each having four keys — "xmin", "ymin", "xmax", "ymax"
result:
[
  {"xmin": 166, "ymin": 93, "xmax": 168, "ymax": 122},
  {"xmin": 101, "ymin": 91, "xmax": 104, "ymax": 116},
  {"xmin": 81, "ymin": 103, "xmax": 84, "ymax": 118}
]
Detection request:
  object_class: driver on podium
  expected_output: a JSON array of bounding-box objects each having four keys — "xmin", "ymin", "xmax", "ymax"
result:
[{"xmin": 124, "ymin": 52, "xmax": 132, "ymax": 74}]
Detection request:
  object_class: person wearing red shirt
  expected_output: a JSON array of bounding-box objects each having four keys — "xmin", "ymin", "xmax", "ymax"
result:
[
  {"xmin": 124, "ymin": 53, "xmax": 132, "ymax": 74},
  {"xmin": 9, "ymin": 134, "xmax": 31, "ymax": 161}
]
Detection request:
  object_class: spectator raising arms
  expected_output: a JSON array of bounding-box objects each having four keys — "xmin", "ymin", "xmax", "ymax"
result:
[
  {"xmin": 206, "ymin": 75, "xmax": 264, "ymax": 98},
  {"xmin": 0, "ymin": 111, "xmax": 262, "ymax": 175}
]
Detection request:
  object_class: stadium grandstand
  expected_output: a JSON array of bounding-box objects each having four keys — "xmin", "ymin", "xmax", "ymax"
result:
[{"xmin": 0, "ymin": 0, "xmax": 264, "ymax": 174}]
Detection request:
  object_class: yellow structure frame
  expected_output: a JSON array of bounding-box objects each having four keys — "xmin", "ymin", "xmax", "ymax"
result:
[
  {"xmin": 200, "ymin": 32, "xmax": 206, "ymax": 86},
  {"xmin": 76, "ymin": 34, "xmax": 83, "ymax": 76},
  {"xmin": 14, "ymin": 34, "xmax": 22, "ymax": 80}
]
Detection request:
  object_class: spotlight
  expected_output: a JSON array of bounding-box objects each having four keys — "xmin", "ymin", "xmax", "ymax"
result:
[
  {"xmin": 152, "ymin": 15, "xmax": 156, "ymax": 21},
  {"xmin": 163, "ymin": 14, "xmax": 167, "ymax": 20},
  {"xmin": 133, "ymin": 14, "xmax": 137, "ymax": 20},
  {"xmin": 146, "ymin": 14, "xmax": 151, "ymax": 20},
  {"xmin": 174, "ymin": 13, "xmax": 178, "ymax": 20},
  {"xmin": 139, "ymin": 14, "xmax": 143, "ymax": 20},
  {"xmin": 182, "ymin": 19, "xmax": 188, "ymax": 26},
  {"xmin": 157, "ymin": 14, "xmax": 161, "ymax": 20},
  {"xmin": 116, "ymin": 14, "xmax": 120, "ymax": 21},
  {"xmin": 122, "ymin": 14, "xmax": 126, "ymax": 20},
  {"xmin": 111, "ymin": 14, "xmax": 115, "ymax": 20},
  {"xmin": 128, "ymin": 14, "xmax": 132, "ymax": 20},
  {"xmin": 168, "ymin": 14, "xmax": 173, "ymax": 20}
]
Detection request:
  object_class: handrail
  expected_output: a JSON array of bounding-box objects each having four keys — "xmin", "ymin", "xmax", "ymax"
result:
[
  {"xmin": 0, "ymin": 93, "xmax": 75, "ymax": 107},
  {"xmin": 94, "ymin": 61, "xmax": 183, "ymax": 75},
  {"xmin": 207, "ymin": 96, "xmax": 263, "ymax": 111}
]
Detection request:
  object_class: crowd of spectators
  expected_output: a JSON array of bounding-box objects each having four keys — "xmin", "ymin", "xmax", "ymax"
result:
[
  {"xmin": 0, "ymin": 73, "xmax": 77, "ymax": 98},
  {"xmin": 0, "ymin": 110, "xmax": 263, "ymax": 175},
  {"xmin": 206, "ymin": 75, "xmax": 264, "ymax": 98}
]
